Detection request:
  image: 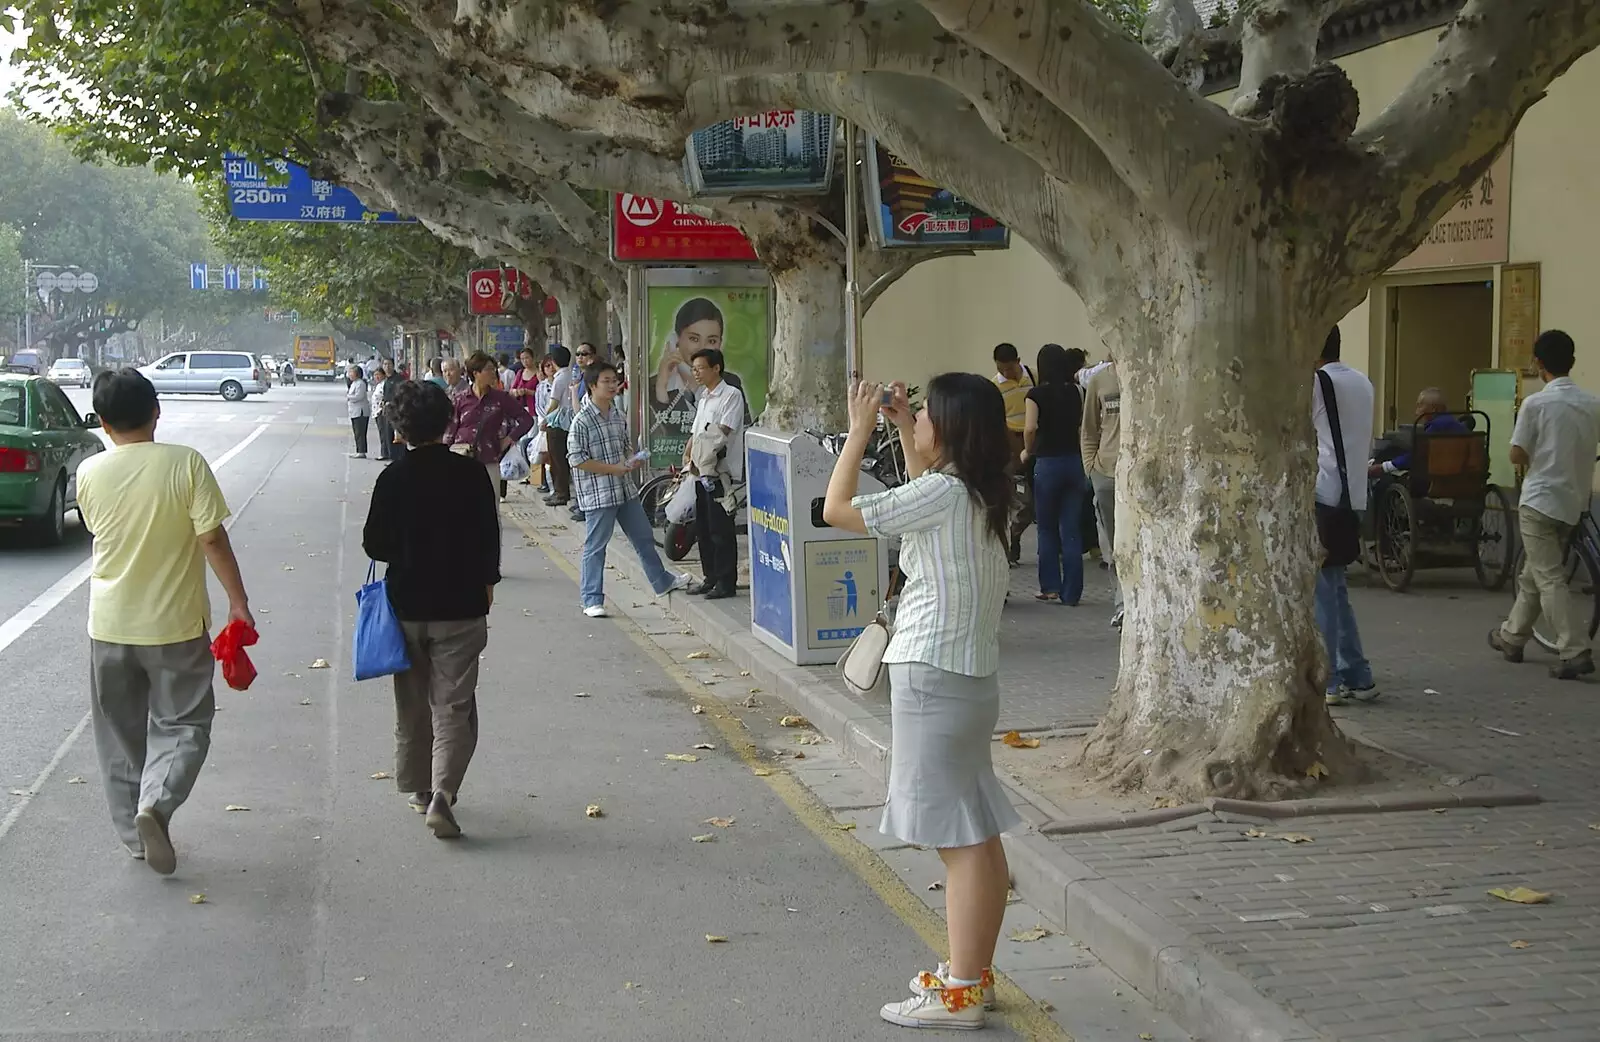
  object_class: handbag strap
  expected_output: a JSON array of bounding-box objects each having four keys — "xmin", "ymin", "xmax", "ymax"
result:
[
  {"xmin": 1316, "ymin": 369, "xmax": 1353, "ymax": 510},
  {"xmin": 366, "ymin": 560, "xmax": 378, "ymax": 585}
]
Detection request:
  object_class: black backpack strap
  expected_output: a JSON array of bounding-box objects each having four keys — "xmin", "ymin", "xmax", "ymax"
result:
[{"xmin": 1317, "ymin": 369, "xmax": 1353, "ymax": 510}]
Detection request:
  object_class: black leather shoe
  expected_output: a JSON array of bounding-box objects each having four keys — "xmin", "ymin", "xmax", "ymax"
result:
[
  {"xmin": 706, "ymin": 586, "xmax": 737, "ymax": 600},
  {"xmin": 687, "ymin": 580, "xmax": 717, "ymax": 596},
  {"xmin": 543, "ymin": 495, "xmax": 568, "ymax": 507}
]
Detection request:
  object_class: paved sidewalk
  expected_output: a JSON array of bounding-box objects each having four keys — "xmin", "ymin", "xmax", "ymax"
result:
[{"xmin": 524, "ymin": 484, "xmax": 1600, "ymax": 1042}]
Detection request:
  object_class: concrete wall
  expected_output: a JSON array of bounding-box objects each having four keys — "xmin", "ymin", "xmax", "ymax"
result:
[{"xmin": 861, "ymin": 26, "xmax": 1600, "ymax": 404}]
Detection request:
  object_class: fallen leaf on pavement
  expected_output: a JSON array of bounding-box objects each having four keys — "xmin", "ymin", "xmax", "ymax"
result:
[
  {"xmin": 705, "ymin": 817, "xmax": 736, "ymax": 828},
  {"xmin": 66, "ymin": 777, "xmax": 85, "ymax": 785},
  {"xmin": 1244, "ymin": 828, "xmax": 1270, "ymax": 839},
  {"xmin": 739, "ymin": 670, "xmax": 751, "ymax": 677},
  {"xmin": 1001, "ymin": 730, "xmax": 1041, "ymax": 749},
  {"xmin": 573, "ymin": 692, "xmax": 591, "ymax": 698},
  {"xmin": 1009, "ymin": 926, "xmax": 1051, "ymax": 942},
  {"xmin": 1510, "ymin": 939, "xmax": 1532, "ymax": 949},
  {"xmin": 687, "ymin": 651, "xmax": 713, "ymax": 660},
  {"xmin": 693, "ymin": 743, "xmax": 716, "ymax": 750},
  {"xmin": 8, "ymin": 790, "xmax": 31, "ymax": 797},
  {"xmin": 224, "ymin": 804, "xmax": 251, "ymax": 812},
  {"xmin": 282, "ymin": 565, "xmax": 294, "ymax": 571},
  {"xmin": 665, "ymin": 754, "xmax": 700, "ymax": 763},
  {"xmin": 1280, "ymin": 833, "xmax": 1314, "ymax": 844},
  {"xmin": 797, "ymin": 734, "xmax": 823, "ymax": 745},
  {"xmin": 1306, "ymin": 761, "xmax": 1329, "ymax": 779},
  {"xmin": 752, "ymin": 768, "xmax": 773, "ymax": 777},
  {"xmin": 1141, "ymin": 1035, "xmax": 1155, "ymax": 1041},
  {"xmin": 352, "ymin": 976, "xmax": 367, "ymax": 983},
  {"xmin": 1006, "ymin": 889, "xmax": 1021, "ymax": 904},
  {"xmin": 691, "ymin": 834, "xmax": 716, "ymax": 843},
  {"xmin": 740, "ymin": 695, "xmax": 762, "ymax": 708},
  {"xmin": 189, "ymin": 894, "xmax": 207, "ymax": 905},
  {"xmin": 927, "ymin": 881, "xmax": 944, "ymax": 891},
  {"xmin": 309, "ymin": 659, "xmax": 330, "ymax": 669},
  {"xmin": 834, "ymin": 822, "xmax": 857, "ymax": 831},
  {"xmin": 1150, "ymin": 795, "xmax": 1179, "ymax": 809},
  {"xmin": 705, "ymin": 935, "xmax": 728, "ymax": 943},
  {"xmin": 1591, "ymin": 823, "xmax": 1600, "ymax": 831},
  {"xmin": 1489, "ymin": 886, "xmax": 1550, "ymax": 905},
  {"xmin": 794, "ymin": 752, "xmax": 806, "ymax": 760},
  {"xmin": 298, "ymin": 699, "xmax": 313, "ymax": 706},
  {"xmin": 691, "ymin": 704, "xmax": 705, "ymax": 715},
  {"xmin": 779, "ymin": 715, "xmax": 810, "ymax": 728},
  {"xmin": 585, "ymin": 804, "xmax": 604, "ymax": 818},
  {"xmin": 370, "ymin": 771, "xmax": 391, "ymax": 780}
]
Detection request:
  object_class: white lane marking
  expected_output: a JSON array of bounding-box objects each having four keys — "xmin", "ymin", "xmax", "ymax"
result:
[{"xmin": 0, "ymin": 423, "xmax": 273, "ymax": 843}]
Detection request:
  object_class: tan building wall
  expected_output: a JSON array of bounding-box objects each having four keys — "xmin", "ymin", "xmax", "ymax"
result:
[{"xmin": 863, "ymin": 26, "xmax": 1600, "ymax": 429}]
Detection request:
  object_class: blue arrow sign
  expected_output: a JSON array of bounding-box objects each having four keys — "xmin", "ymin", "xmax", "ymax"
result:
[
  {"xmin": 223, "ymin": 265, "xmax": 241, "ymax": 290},
  {"xmin": 190, "ymin": 263, "xmax": 208, "ymax": 290},
  {"xmin": 221, "ymin": 153, "xmax": 416, "ymax": 223},
  {"xmin": 252, "ymin": 271, "xmax": 268, "ymax": 291}
]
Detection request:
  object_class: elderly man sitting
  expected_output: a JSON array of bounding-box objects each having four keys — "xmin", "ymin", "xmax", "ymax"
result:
[{"xmin": 1369, "ymin": 387, "xmax": 1470, "ymax": 479}]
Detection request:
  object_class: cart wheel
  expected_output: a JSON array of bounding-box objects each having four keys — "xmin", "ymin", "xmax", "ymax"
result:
[
  {"xmin": 1375, "ymin": 483, "xmax": 1416, "ymax": 592},
  {"xmin": 1474, "ymin": 484, "xmax": 1515, "ymax": 591}
]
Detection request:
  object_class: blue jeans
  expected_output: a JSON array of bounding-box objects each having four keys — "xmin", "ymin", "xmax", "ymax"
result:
[
  {"xmin": 1033, "ymin": 454, "xmax": 1087, "ymax": 604},
  {"xmin": 580, "ymin": 498, "xmax": 675, "ymax": 608},
  {"xmin": 1315, "ymin": 566, "xmax": 1373, "ymax": 693}
]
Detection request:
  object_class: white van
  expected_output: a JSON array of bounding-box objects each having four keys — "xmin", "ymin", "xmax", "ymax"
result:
[{"xmin": 140, "ymin": 351, "xmax": 270, "ymax": 401}]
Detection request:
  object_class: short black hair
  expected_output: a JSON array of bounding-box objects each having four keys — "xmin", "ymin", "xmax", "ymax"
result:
[
  {"xmin": 549, "ymin": 344, "xmax": 572, "ymax": 367},
  {"xmin": 92, "ymin": 369, "xmax": 158, "ymax": 431},
  {"xmin": 386, "ymin": 380, "xmax": 453, "ymax": 445},
  {"xmin": 585, "ymin": 360, "xmax": 620, "ymax": 387},
  {"xmin": 1534, "ymin": 330, "xmax": 1576, "ymax": 376},
  {"xmin": 690, "ymin": 347, "xmax": 724, "ymax": 373},
  {"xmin": 993, "ymin": 342, "xmax": 1019, "ymax": 364},
  {"xmin": 575, "ymin": 342, "xmax": 597, "ymax": 357},
  {"xmin": 1320, "ymin": 327, "xmax": 1342, "ymax": 363}
]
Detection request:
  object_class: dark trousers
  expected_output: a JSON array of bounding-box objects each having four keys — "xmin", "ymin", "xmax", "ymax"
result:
[
  {"xmin": 546, "ymin": 428, "xmax": 572, "ymax": 501},
  {"xmin": 374, "ymin": 413, "xmax": 394, "ymax": 460},
  {"xmin": 695, "ymin": 480, "xmax": 738, "ymax": 591},
  {"xmin": 351, "ymin": 416, "xmax": 369, "ymax": 456},
  {"xmin": 1006, "ymin": 430, "xmax": 1033, "ymax": 559}
]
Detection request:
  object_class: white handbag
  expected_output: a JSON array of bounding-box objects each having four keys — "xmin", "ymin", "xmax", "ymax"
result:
[{"xmin": 838, "ymin": 607, "xmax": 892, "ymax": 696}]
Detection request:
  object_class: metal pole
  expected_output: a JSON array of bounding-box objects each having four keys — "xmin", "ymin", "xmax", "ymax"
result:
[
  {"xmin": 627, "ymin": 265, "xmax": 645, "ymax": 449},
  {"xmin": 843, "ymin": 121, "xmax": 862, "ymax": 384},
  {"xmin": 22, "ymin": 260, "xmax": 31, "ymax": 352}
]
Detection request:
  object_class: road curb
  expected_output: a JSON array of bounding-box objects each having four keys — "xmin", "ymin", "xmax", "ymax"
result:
[{"xmin": 507, "ymin": 497, "xmax": 1327, "ymax": 1042}]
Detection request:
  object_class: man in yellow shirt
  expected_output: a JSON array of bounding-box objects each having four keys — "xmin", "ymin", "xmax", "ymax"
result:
[
  {"xmin": 76, "ymin": 369, "xmax": 254, "ymax": 875},
  {"xmin": 992, "ymin": 343, "xmax": 1036, "ymax": 564}
]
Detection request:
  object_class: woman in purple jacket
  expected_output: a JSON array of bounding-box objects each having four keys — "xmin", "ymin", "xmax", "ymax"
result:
[{"xmin": 444, "ymin": 351, "xmax": 535, "ymax": 500}]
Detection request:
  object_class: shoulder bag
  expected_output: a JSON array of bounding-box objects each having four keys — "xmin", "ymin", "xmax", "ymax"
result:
[
  {"xmin": 839, "ymin": 602, "xmax": 893, "ymax": 697},
  {"xmin": 1315, "ymin": 369, "xmax": 1361, "ymax": 569}
]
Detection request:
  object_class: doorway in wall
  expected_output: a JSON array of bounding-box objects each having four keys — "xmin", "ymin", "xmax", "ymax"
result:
[{"xmin": 1383, "ymin": 280, "xmax": 1495, "ymax": 431}]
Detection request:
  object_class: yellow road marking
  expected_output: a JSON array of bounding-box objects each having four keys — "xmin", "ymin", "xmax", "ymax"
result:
[{"xmin": 507, "ymin": 511, "xmax": 1071, "ymax": 1041}]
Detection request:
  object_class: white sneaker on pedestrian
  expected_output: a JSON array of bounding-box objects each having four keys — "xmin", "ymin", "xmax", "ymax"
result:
[
  {"xmin": 583, "ymin": 604, "xmax": 610, "ymax": 618},
  {"xmin": 909, "ymin": 964, "xmax": 996, "ymax": 1010},
  {"xmin": 134, "ymin": 807, "xmax": 176, "ymax": 876},
  {"xmin": 661, "ymin": 572, "xmax": 694, "ymax": 597},
  {"xmin": 880, "ymin": 981, "xmax": 985, "ymax": 1030}
]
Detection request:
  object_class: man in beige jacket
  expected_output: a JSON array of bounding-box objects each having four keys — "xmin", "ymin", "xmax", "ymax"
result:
[{"xmin": 1081, "ymin": 358, "xmax": 1123, "ymax": 628}]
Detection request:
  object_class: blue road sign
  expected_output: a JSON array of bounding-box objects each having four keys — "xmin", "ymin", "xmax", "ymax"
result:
[
  {"xmin": 190, "ymin": 263, "xmax": 208, "ymax": 290},
  {"xmin": 223, "ymin": 265, "xmax": 241, "ymax": 291},
  {"xmin": 221, "ymin": 154, "xmax": 416, "ymax": 223},
  {"xmin": 252, "ymin": 271, "xmax": 268, "ymax": 291}
]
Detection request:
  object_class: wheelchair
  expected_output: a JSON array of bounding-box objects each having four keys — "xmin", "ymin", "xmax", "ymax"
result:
[{"xmin": 1361, "ymin": 411, "xmax": 1515, "ymax": 592}]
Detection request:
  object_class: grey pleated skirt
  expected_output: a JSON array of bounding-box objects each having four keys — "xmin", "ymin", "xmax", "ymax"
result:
[{"xmin": 880, "ymin": 662, "xmax": 1024, "ymax": 848}]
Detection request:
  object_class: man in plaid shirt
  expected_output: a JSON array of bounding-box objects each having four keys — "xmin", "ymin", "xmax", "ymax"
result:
[{"xmin": 567, "ymin": 360, "xmax": 692, "ymax": 618}]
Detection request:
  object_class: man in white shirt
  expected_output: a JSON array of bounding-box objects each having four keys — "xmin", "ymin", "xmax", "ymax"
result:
[
  {"xmin": 683, "ymin": 347, "xmax": 747, "ymax": 599},
  {"xmin": 1313, "ymin": 328, "xmax": 1379, "ymax": 706},
  {"xmin": 1492, "ymin": 330, "xmax": 1600, "ymax": 678}
]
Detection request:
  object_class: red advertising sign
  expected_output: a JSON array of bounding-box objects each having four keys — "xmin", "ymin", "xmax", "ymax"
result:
[
  {"xmin": 467, "ymin": 267, "xmax": 536, "ymax": 315},
  {"xmin": 611, "ymin": 194, "xmax": 759, "ymax": 263}
]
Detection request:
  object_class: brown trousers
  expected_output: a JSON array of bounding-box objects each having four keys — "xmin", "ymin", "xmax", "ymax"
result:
[{"xmin": 392, "ymin": 617, "xmax": 489, "ymax": 797}]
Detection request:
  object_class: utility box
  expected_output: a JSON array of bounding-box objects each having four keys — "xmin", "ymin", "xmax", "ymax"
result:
[{"xmin": 745, "ymin": 429, "xmax": 890, "ymax": 666}]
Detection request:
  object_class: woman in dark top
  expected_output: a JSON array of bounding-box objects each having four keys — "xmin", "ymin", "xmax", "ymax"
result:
[
  {"xmin": 1021, "ymin": 344, "xmax": 1088, "ymax": 604},
  {"xmin": 363, "ymin": 381, "xmax": 501, "ymax": 840},
  {"xmin": 444, "ymin": 351, "xmax": 535, "ymax": 502}
]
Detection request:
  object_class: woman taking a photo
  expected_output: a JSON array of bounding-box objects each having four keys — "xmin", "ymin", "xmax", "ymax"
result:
[
  {"xmin": 823, "ymin": 375, "xmax": 1018, "ymax": 1031},
  {"xmin": 363, "ymin": 381, "xmax": 500, "ymax": 839},
  {"xmin": 1022, "ymin": 343, "xmax": 1088, "ymax": 604},
  {"xmin": 444, "ymin": 351, "xmax": 534, "ymax": 500}
]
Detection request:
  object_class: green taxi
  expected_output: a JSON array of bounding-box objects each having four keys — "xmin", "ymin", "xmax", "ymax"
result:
[{"xmin": 0, "ymin": 372, "xmax": 105, "ymax": 544}]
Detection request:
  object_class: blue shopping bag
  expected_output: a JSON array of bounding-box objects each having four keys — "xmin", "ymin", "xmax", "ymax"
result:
[{"xmin": 353, "ymin": 562, "xmax": 411, "ymax": 681}]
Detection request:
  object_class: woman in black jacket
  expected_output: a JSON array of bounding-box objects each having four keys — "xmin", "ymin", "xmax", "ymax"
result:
[{"xmin": 363, "ymin": 380, "xmax": 501, "ymax": 840}]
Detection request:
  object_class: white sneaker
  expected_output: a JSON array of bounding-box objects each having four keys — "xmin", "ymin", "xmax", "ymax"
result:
[
  {"xmin": 661, "ymin": 572, "xmax": 694, "ymax": 596},
  {"xmin": 583, "ymin": 604, "xmax": 609, "ymax": 618},
  {"xmin": 910, "ymin": 965, "xmax": 996, "ymax": 1010},
  {"xmin": 880, "ymin": 983, "xmax": 985, "ymax": 1030}
]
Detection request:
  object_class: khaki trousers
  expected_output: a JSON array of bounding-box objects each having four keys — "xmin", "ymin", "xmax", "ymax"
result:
[
  {"xmin": 1503, "ymin": 506, "xmax": 1586, "ymax": 660},
  {"xmin": 89, "ymin": 635, "xmax": 216, "ymax": 849},
  {"xmin": 392, "ymin": 617, "xmax": 489, "ymax": 796}
]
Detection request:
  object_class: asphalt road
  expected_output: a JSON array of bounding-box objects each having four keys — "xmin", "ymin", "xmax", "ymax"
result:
[{"xmin": 0, "ymin": 383, "xmax": 1050, "ymax": 1041}]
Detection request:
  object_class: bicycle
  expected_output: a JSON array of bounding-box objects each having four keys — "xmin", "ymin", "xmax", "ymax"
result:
[{"xmin": 1512, "ymin": 506, "xmax": 1600, "ymax": 654}]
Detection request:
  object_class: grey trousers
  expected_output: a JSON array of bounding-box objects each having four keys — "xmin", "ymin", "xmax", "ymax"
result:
[
  {"xmin": 89, "ymin": 636, "xmax": 216, "ymax": 849},
  {"xmin": 393, "ymin": 617, "xmax": 489, "ymax": 797},
  {"xmin": 1091, "ymin": 473, "xmax": 1122, "ymax": 609}
]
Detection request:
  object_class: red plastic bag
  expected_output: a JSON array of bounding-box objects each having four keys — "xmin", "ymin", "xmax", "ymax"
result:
[{"xmin": 210, "ymin": 620, "xmax": 260, "ymax": 691}]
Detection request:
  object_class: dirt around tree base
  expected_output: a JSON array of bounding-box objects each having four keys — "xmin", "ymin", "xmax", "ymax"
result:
[{"xmin": 997, "ymin": 732, "xmax": 1491, "ymax": 826}]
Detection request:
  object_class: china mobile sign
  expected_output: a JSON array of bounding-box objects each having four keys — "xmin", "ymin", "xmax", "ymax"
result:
[{"xmin": 611, "ymin": 194, "xmax": 759, "ymax": 263}]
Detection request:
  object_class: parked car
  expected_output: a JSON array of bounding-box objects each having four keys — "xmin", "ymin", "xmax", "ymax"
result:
[
  {"xmin": 138, "ymin": 350, "xmax": 269, "ymax": 401},
  {"xmin": 3, "ymin": 350, "xmax": 45, "ymax": 376},
  {"xmin": 0, "ymin": 373, "xmax": 104, "ymax": 544},
  {"xmin": 47, "ymin": 357, "xmax": 92, "ymax": 388}
]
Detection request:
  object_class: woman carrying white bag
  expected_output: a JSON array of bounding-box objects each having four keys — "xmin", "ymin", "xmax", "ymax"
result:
[{"xmin": 822, "ymin": 376, "xmax": 1018, "ymax": 1032}]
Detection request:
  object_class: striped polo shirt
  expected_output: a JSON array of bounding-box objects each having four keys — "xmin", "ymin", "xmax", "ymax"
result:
[{"xmin": 854, "ymin": 471, "xmax": 1008, "ymax": 678}]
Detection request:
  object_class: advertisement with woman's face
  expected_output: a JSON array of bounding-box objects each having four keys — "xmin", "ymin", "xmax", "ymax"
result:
[{"xmin": 646, "ymin": 285, "xmax": 770, "ymax": 468}]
